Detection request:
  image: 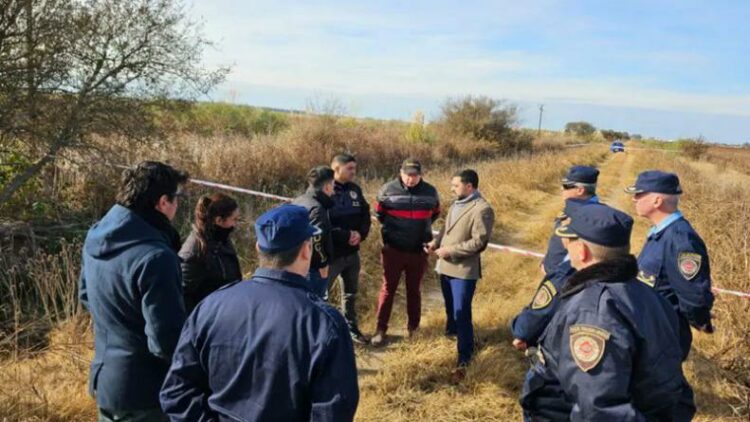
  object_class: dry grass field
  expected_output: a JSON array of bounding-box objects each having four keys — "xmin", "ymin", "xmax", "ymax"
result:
[{"xmin": 1, "ymin": 140, "xmax": 749, "ymax": 421}]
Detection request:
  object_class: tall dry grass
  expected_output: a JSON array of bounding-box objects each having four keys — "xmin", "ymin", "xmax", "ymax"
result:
[
  {"xmin": 0, "ymin": 141, "xmax": 606, "ymax": 421},
  {"xmin": 4, "ymin": 136, "xmax": 748, "ymax": 421}
]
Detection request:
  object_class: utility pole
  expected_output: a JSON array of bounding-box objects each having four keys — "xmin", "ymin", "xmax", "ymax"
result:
[{"xmin": 537, "ymin": 104, "xmax": 544, "ymax": 136}]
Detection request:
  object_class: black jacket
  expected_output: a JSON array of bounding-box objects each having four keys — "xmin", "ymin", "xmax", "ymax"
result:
[
  {"xmin": 179, "ymin": 228, "xmax": 243, "ymax": 312},
  {"xmin": 330, "ymin": 181, "xmax": 371, "ymax": 259},
  {"xmin": 375, "ymin": 178, "xmax": 440, "ymax": 253},
  {"xmin": 293, "ymin": 187, "xmax": 334, "ymax": 270}
]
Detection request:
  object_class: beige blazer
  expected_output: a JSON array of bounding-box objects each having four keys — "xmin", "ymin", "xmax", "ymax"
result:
[{"xmin": 434, "ymin": 196, "xmax": 495, "ymax": 280}]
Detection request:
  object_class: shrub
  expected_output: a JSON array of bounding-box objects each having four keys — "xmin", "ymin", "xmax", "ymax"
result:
[
  {"xmin": 678, "ymin": 137, "xmax": 709, "ymax": 160},
  {"xmin": 600, "ymin": 129, "xmax": 630, "ymax": 141},
  {"xmin": 438, "ymin": 95, "xmax": 529, "ymax": 154},
  {"xmin": 564, "ymin": 121, "xmax": 596, "ymax": 137},
  {"xmin": 404, "ymin": 111, "xmax": 433, "ymax": 144}
]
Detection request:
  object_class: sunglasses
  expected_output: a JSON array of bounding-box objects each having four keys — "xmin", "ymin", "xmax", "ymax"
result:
[{"xmin": 562, "ymin": 183, "xmax": 578, "ymax": 190}]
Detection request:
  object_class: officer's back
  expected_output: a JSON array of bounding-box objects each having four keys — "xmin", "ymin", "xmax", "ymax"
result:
[
  {"xmin": 160, "ymin": 204, "xmax": 359, "ymax": 422},
  {"xmin": 522, "ymin": 203, "xmax": 694, "ymax": 421}
]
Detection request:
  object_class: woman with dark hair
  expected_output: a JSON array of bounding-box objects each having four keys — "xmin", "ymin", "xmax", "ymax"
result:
[{"xmin": 179, "ymin": 193, "xmax": 243, "ymax": 312}]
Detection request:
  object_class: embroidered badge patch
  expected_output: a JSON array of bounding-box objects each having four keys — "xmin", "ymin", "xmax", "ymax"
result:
[
  {"xmin": 350, "ymin": 190, "xmax": 359, "ymax": 199},
  {"xmin": 637, "ymin": 270, "xmax": 656, "ymax": 287},
  {"xmin": 570, "ymin": 325, "xmax": 610, "ymax": 372},
  {"xmin": 678, "ymin": 252, "xmax": 702, "ymax": 280},
  {"xmin": 531, "ymin": 280, "xmax": 557, "ymax": 310}
]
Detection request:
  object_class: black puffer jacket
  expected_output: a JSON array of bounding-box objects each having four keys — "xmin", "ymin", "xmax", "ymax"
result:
[
  {"xmin": 179, "ymin": 228, "xmax": 242, "ymax": 312},
  {"xmin": 292, "ymin": 187, "xmax": 334, "ymax": 270},
  {"xmin": 375, "ymin": 178, "xmax": 440, "ymax": 253}
]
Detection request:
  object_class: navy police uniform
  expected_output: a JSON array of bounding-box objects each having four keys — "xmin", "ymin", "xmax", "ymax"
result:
[
  {"xmin": 521, "ymin": 204, "xmax": 695, "ymax": 421},
  {"xmin": 511, "ymin": 259, "xmax": 575, "ymax": 347},
  {"xmin": 160, "ymin": 205, "xmax": 359, "ymax": 422},
  {"xmin": 626, "ymin": 171, "xmax": 714, "ymax": 359},
  {"xmin": 542, "ymin": 166, "xmax": 600, "ymax": 274}
]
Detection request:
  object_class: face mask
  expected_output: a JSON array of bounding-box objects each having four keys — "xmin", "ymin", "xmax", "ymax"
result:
[{"xmin": 213, "ymin": 225, "xmax": 235, "ymax": 241}]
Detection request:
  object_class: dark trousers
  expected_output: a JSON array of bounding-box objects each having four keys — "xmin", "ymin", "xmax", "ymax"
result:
[
  {"xmin": 376, "ymin": 245, "xmax": 428, "ymax": 333},
  {"xmin": 98, "ymin": 408, "xmax": 168, "ymax": 422},
  {"xmin": 440, "ymin": 275, "xmax": 477, "ymax": 365},
  {"xmin": 329, "ymin": 252, "xmax": 361, "ymax": 328}
]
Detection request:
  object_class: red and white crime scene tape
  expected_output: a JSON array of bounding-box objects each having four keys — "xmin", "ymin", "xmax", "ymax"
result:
[{"xmin": 184, "ymin": 177, "xmax": 749, "ymax": 299}]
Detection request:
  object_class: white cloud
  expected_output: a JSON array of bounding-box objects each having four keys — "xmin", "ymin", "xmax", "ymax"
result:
[{"xmin": 189, "ymin": 0, "xmax": 750, "ymax": 117}]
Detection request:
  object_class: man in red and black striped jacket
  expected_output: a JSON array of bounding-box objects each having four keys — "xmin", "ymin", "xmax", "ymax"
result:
[{"xmin": 371, "ymin": 158, "xmax": 440, "ymax": 346}]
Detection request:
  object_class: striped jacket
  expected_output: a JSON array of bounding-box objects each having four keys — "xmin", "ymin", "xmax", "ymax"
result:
[{"xmin": 375, "ymin": 178, "xmax": 440, "ymax": 252}]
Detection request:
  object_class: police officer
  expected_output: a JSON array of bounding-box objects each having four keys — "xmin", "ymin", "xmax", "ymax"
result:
[
  {"xmin": 160, "ymin": 204, "xmax": 359, "ymax": 421},
  {"xmin": 541, "ymin": 165, "xmax": 600, "ymax": 275},
  {"xmin": 511, "ymin": 166, "xmax": 599, "ymax": 352},
  {"xmin": 329, "ymin": 154, "xmax": 372, "ymax": 344},
  {"xmin": 626, "ymin": 170, "xmax": 714, "ymax": 359},
  {"xmin": 520, "ymin": 203, "xmax": 695, "ymax": 421},
  {"xmin": 510, "ymin": 259, "xmax": 575, "ymax": 352}
]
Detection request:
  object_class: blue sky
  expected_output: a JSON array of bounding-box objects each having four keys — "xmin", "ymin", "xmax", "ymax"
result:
[{"xmin": 190, "ymin": 0, "xmax": 750, "ymax": 143}]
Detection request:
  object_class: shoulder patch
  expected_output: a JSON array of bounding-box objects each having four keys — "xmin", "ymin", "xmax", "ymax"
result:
[
  {"xmin": 531, "ymin": 280, "xmax": 557, "ymax": 310},
  {"xmin": 637, "ymin": 270, "xmax": 656, "ymax": 287},
  {"xmin": 678, "ymin": 252, "xmax": 702, "ymax": 280},
  {"xmin": 569, "ymin": 324, "xmax": 610, "ymax": 372}
]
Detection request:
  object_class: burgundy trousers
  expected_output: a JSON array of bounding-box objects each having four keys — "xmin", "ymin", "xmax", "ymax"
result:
[{"xmin": 375, "ymin": 245, "xmax": 428, "ymax": 333}]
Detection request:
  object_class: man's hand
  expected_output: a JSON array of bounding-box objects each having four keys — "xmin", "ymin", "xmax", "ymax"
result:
[
  {"xmin": 320, "ymin": 266, "xmax": 329, "ymax": 279},
  {"xmin": 512, "ymin": 338, "xmax": 528, "ymax": 351},
  {"xmin": 348, "ymin": 231, "xmax": 362, "ymax": 246},
  {"xmin": 423, "ymin": 240, "xmax": 437, "ymax": 254},
  {"xmin": 434, "ymin": 247, "xmax": 452, "ymax": 260}
]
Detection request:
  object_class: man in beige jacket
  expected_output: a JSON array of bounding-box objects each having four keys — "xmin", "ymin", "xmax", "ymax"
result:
[{"xmin": 426, "ymin": 169, "xmax": 495, "ymax": 382}]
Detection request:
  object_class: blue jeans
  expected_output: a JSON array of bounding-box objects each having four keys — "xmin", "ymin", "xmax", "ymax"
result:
[
  {"xmin": 308, "ymin": 269, "xmax": 330, "ymax": 299},
  {"xmin": 440, "ymin": 275, "xmax": 477, "ymax": 366}
]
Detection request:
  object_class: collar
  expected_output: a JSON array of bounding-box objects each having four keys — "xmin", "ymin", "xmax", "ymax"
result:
[
  {"xmin": 334, "ymin": 180, "xmax": 350, "ymax": 190},
  {"xmin": 133, "ymin": 207, "xmax": 182, "ymax": 252},
  {"xmin": 455, "ymin": 191, "xmax": 480, "ymax": 205},
  {"xmin": 306, "ymin": 187, "xmax": 334, "ymax": 208},
  {"xmin": 648, "ymin": 211, "xmax": 683, "ymax": 239},
  {"xmin": 252, "ymin": 268, "xmax": 312, "ymax": 292},
  {"xmin": 399, "ymin": 178, "xmax": 423, "ymax": 191},
  {"xmin": 587, "ymin": 195, "xmax": 599, "ymax": 204},
  {"xmin": 561, "ymin": 255, "xmax": 638, "ymax": 297}
]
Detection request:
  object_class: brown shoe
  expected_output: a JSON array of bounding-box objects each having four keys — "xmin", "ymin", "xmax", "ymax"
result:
[
  {"xmin": 450, "ymin": 366, "xmax": 467, "ymax": 385},
  {"xmin": 371, "ymin": 330, "xmax": 387, "ymax": 347}
]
